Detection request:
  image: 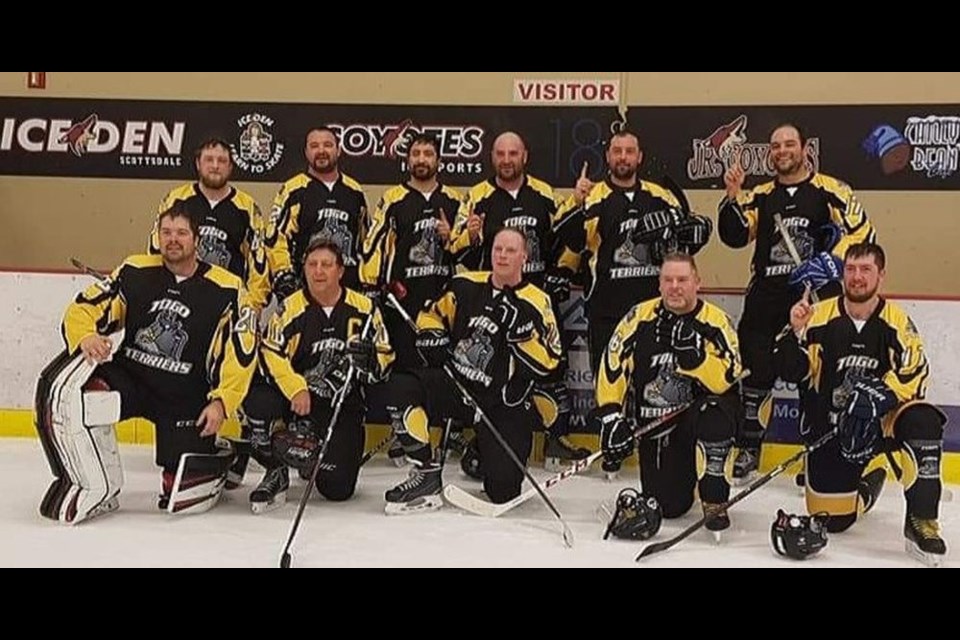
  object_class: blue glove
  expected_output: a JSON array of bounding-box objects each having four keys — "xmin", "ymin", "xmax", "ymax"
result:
[
  {"xmin": 788, "ymin": 251, "xmax": 843, "ymax": 291},
  {"xmin": 840, "ymin": 377, "xmax": 898, "ymax": 463}
]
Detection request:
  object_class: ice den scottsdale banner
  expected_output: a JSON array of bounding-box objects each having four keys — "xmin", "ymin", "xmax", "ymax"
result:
[
  {"xmin": 0, "ymin": 97, "xmax": 621, "ymax": 187},
  {"xmin": 2, "ymin": 98, "xmax": 960, "ymax": 190}
]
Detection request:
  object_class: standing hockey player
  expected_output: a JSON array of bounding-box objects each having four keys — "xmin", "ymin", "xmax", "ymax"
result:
[
  {"xmin": 449, "ymin": 131, "xmax": 587, "ymax": 467},
  {"xmin": 596, "ymin": 252, "xmax": 742, "ymax": 537},
  {"xmin": 719, "ymin": 123, "xmax": 876, "ymax": 482},
  {"xmin": 265, "ymin": 127, "xmax": 370, "ymax": 300},
  {"xmin": 774, "ymin": 242, "xmax": 946, "ymax": 566},
  {"xmin": 36, "ymin": 204, "xmax": 257, "ymax": 523},
  {"xmin": 148, "ymin": 136, "xmax": 270, "ymax": 310}
]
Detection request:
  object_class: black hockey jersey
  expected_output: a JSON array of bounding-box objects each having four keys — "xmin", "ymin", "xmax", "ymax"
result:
[
  {"xmin": 448, "ymin": 175, "xmax": 561, "ymax": 287},
  {"xmin": 265, "ymin": 172, "xmax": 369, "ymax": 290},
  {"xmin": 148, "ymin": 183, "xmax": 270, "ymax": 309},
  {"xmin": 774, "ymin": 296, "xmax": 929, "ymax": 438},
  {"xmin": 417, "ymin": 272, "xmax": 561, "ymax": 403},
  {"xmin": 717, "ymin": 172, "xmax": 875, "ymax": 292},
  {"xmin": 260, "ymin": 287, "xmax": 393, "ymax": 406},
  {"xmin": 62, "ymin": 255, "xmax": 257, "ymax": 418},
  {"xmin": 360, "ymin": 183, "xmax": 463, "ymax": 310},
  {"xmin": 596, "ymin": 298, "xmax": 742, "ymax": 421},
  {"xmin": 556, "ymin": 179, "xmax": 683, "ymax": 320}
]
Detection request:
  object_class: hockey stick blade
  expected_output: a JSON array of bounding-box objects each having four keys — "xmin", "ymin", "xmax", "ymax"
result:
[{"xmin": 635, "ymin": 429, "xmax": 836, "ymax": 562}]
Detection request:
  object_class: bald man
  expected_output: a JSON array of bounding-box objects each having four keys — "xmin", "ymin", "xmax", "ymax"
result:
[{"xmin": 448, "ymin": 131, "xmax": 589, "ymax": 469}]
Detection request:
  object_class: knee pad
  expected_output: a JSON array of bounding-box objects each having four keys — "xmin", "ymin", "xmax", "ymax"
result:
[
  {"xmin": 742, "ymin": 386, "xmax": 772, "ymax": 431},
  {"xmin": 696, "ymin": 437, "xmax": 736, "ymax": 479},
  {"xmin": 389, "ymin": 405, "xmax": 430, "ymax": 449},
  {"xmin": 894, "ymin": 403, "xmax": 946, "ymax": 442},
  {"xmin": 36, "ymin": 351, "xmax": 123, "ymax": 525},
  {"xmin": 894, "ymin": 403, "xmax": 945, "ymax": 491},
  {"xmin": 166, "ymin": 444, "xmax": 235, "ymax": 515}
]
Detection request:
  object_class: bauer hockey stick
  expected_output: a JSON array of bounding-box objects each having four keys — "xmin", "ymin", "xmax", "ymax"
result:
[
  {"xmin": 385, "ymin": 290, "xmax": 575, "ymax": 548},
  {"xmin": 280, "ymin": 312, "xmax": 375, "ymax": 568},
  {"xmin": 635, "ymin": 428, "xmax": 837, "ymax": 562}
]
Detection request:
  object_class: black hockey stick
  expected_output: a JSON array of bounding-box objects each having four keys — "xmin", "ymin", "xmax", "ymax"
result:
[
  {"xmin": 360, "ymin": 433, "xmax": 396, "ymax": 467},
  {"xmin": 70, "ymin": 257, "xmax": 108, "ymax": 282},
  {"xmin": 385, "ymin": 291, "xmax": 575, "ymax": 548},
  {"xmin": 280, "ymin": 312, "xmax": 375, "ymax": 568},
  {"xmin": 635, "ymin": 428, "xmax": 837, "ymax": 562}
]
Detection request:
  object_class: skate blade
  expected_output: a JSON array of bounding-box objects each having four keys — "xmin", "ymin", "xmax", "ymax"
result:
[
  {"xmin": 905, "ymin": 541, "xmax": 945, "ymax": 567},
  {"xmin": 250, "ymin": 491, "xmax": 287, "ymax": 515},
  {"xmin": 384, "ymin": 494, "xmax": 444, "ymax": 516}
]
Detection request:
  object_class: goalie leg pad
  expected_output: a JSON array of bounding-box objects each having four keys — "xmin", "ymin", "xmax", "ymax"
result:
[
  {"xmin": 37, "ymin": 352, "xmax": 123, "ymax": 524},
  {"xmin": 166, "ymin": 446, "xmax": 235, "ymax": 515}
]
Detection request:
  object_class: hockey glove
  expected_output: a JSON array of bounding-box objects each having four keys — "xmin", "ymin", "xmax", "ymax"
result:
[
  {"xmin": 632, "ymin": 208, "xmax": 684, "ymax": 244},
  {"xmin": 273, "ymin": 270, "xmax": 300, "ymax": 302},
  {"xmin": 415, "ymin": 329, "xmax": 451, "ymax": 368},
  {"xmin": 840, "ymin": 376, "xmax": 897, "ymax": 463},
  {"xmin": 673, "ymin": 214, "xmax": 713, "ymax": 255},
  {"xmin": 654, "ymin": 312, "xmax": 706, "ymax": 370},
  {"xmin": 595, "ymin": 406, "xmax": 637, "ymax": 466},
  {"xmin": 788, "ymin": 251, "xmax": 843, "ymax": 292}
]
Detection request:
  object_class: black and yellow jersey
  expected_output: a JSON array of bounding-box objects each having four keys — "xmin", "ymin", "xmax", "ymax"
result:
[
  {"xmin": 717, "ymin": 172, "xmax": 875, "ymax": 290},
  {"xmin": 448, "ymin": 175, "xmax": 561, "ymax": 287},
  {"xmin": 418, "ymin": 272, "xmax": 561, "ymax": 401},
  {"xmin": 555, "ymin": 179, "xmax": 682, "ymax": 320},
  {"xmin": 596, "ymin": 298, "xmax": 742, "ymax": 421},
  {"xmin": 360, "ymin": 182, "xmax": 463, "ymax": 309},
  {"xmin": 259, "ymin": 287, "xmax": 393, "ymax": 404},
  {"xmin": 148, "ymin": 183, "xmax": 270, "ymax": 310},
  {"xmin": 774, "ymin": 296, "xmax": 929, "ymax": 435},
  {"xmin": 264, "ymin": 172, "xmax": 369, "ymax": 290},
  {"xmin": 62, "ymin": 255, "xmax": 257, "ymax": 418}
]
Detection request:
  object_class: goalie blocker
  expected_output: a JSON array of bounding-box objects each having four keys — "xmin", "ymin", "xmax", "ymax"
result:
[{"xmin": 36, "ymin": 350, "xmax": 237, "ymax": 524}]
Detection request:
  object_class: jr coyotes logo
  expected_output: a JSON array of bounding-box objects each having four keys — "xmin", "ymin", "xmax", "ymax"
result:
[{"xmin": 57, "ymin": 114, "xmax": 98, "ymax": 157}]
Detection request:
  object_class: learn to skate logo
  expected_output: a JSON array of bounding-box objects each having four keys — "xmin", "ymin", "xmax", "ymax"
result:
[
  {"xmin": 328, "ymin": 120, "xmax": 486, "ymax": 176},
  {"xmin": 233, "ymin": 113, "xmax": 285, "ymax": 175},
  {"xmin": 1, "ymin": 112, "xmax": 186, "ymax": 167},
  {"xmin": 686, "ymin": 115, "xmax": 820, "ymax": 181},
  {"xmin": 863, "ymin": 115, "xmax": 960, "ymax": 178}
]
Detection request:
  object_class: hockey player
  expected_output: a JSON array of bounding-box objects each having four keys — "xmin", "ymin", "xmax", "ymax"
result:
[
  {"xmin": 449, "ymin": 131, "xmax": 587, "ymax": 467},
  {"xmin": 265, "ymin": 127, "xmax": 370, "ymax": 300},
  {"xmin": 554, "ymin": 129, "xmax": 713, "ymax": 378},
  {"xmin": 242, "ymin": 237, "xmax": 393, "ymax": 513},
  {"xmin": 774, "ymin": 242, "xmax": 947, "ymax": 566},
  {"xmin": 719, "ymin": 123, "xmax": 876, "ymax": 482},
  {"xmin": 382, "ymin": 227, "xmax": 562, "ymax": 511},
  {"xmin": 361, "ymin": 134, "xmax": 461, "ymax": 370},
  {"xmin": 596, "ymin": 252, "xmax": 743, "ymax": 535},
  {"xmin": 36, "ymin": 204, "xmax": 258, "ymax": 523},
  {"xmin": 148, "ymin": 137, "xmax": 270, "ymax": 311}
]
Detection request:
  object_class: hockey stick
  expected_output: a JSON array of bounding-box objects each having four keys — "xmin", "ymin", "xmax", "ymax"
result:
[
  {"xmin": 360, "ymin": 433, "xmax": 396, "ymax": 467},
  {"xmin": 442, "ymin": 403, "xmax": 692, "ymax": 518},
  {"xmin": 280, "ymin": 312, "xmax": 375, "ymax": 568},
  {"xmin": 70, "ymin": 257, "xmax": 108, "ymax": 282},
  {"xmin": 635, "ymin": 428, "xmax": 837, "ymax": 562},
  {"xmin": 772, "ymin": 213, "xmax": 820, "ymax": 303},
  {"xmin": 445, "ymin": 367, "xmax": 751, "ymax": 518},
  {"xmin": 385, "ymin": 291, "xmax": 575, "ymax": 548}
]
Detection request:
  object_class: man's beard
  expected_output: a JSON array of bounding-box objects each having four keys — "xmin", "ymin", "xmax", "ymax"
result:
[
  {"xmin": 845, "ymin": 283, "xmax": 879, "ymax": 303},
  {"xmin": 200, "ymin": 173, "xmax": 228, "ymax": 190}
]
